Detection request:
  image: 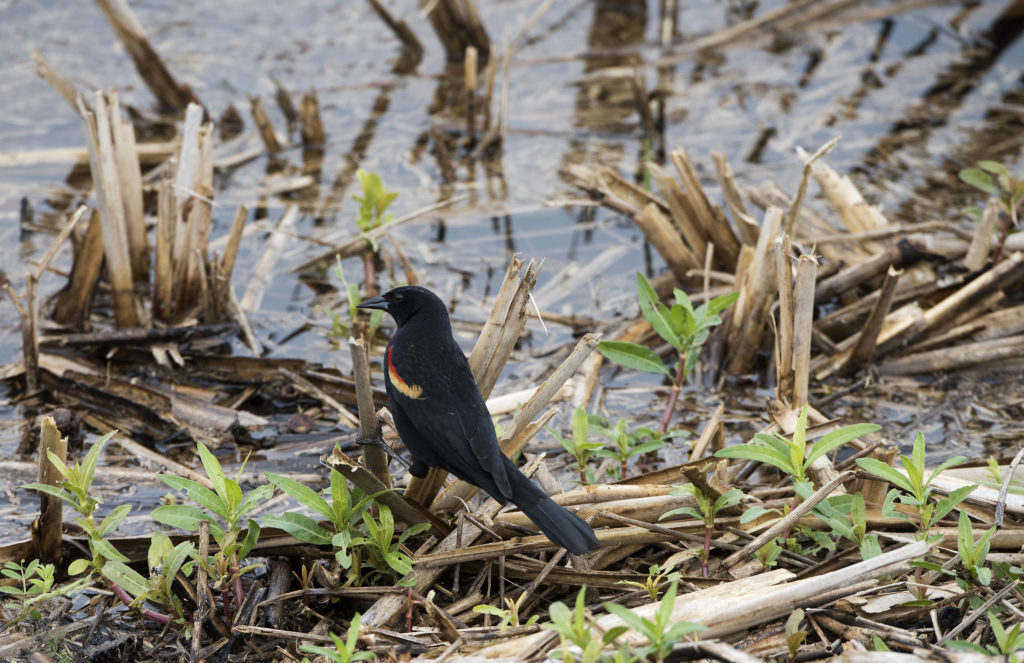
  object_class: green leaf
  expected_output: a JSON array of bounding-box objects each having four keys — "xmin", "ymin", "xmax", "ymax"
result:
[
  {"xmin": 740, "ymin": 505, "xmax": 779, "ymax": 523},
  {"xmin": 263, "ymin": 512, "xmax": 332, "ymax": 545},
  {"xmin": 266, "ymin": 472, "xmax": 333, "ymax": 521},
  {"xmin": 222, "ymin": 477, "xmax": 243, "ymax": 517},
  {"xmin": 385, "ymin": 551, "xmax": 413, "ymax": 576},
  {"xmin": 978, "ymin": 160, "xmax": 1009, "ymax": 178},
  {"xmin": 102, "ymin": 560, "xmax": 151, "ymax": 599},
  {"xmin": 855, "ymin": 458, "xmax": 916, "ymax": 494},
  {"xmin": 20, "ymin": 483, "xmax": 75, "ymax": 505},
  {"xmin": 571, "ymin": 406, "xmax": 589, "ymax": 448},
  {"xmin": 148, "ymin": 531, "xmax": 173, "ymax": 572},
  {"xmin": 806, "ymin": 423, "xmax": 880, "ymax": 468},
  {"xmin": 158, "ymin": 474, "xmax": 228, "ymax": 521},
  {"xmin": 82, "ymin": 431, "xmax": 116, "ymax": 494},
  {"xmin": 152, "ymin": 504, "xmax": 214, "ymax": 534},
  {"xmin": 98, "ymin": 504, "xmax": 132, "ymax": 538},
  {"xmin": 925, "ymin": 455, "xmax": 968, "ymax": 489},
  {"xmin": 92, "ymin": 537, "xmax": 129, "ymax": 564},
  {"xmin": 195, "ymin": 442, "xmax": 229, "ymax": 506},
  {"xmin": 637, "ymin": 272, "xmax": 681, "ymax": 350},
  {"xmin": 236, "ymin": 483, "xmax": 275, "ymax": 518},
  {"xmin": 706, "ymin": 291, "xmax": 739, "ymax": 316},
  {"xmin": 238, "ymin": 520, "xmax": 261, "ymax": 560},
  {"xmin": 716, "ymin": 444, "xmax": 794, "ymax": 475},
  {"xmin": 960, "ymin": 168, "xmax": 1000, "ymax": 196},
  {"xmin": 859, "ymin": 535, "xmax": 881, "ymax": 559},
  {"xmin": 933, "ymin": 484, "xmax": 977, "ymax": 523},
  {"xmin": 660, "ymin": 506, "xmax": 702, "ymax": 521},
  {"xmin": 597, "ymin": 341, "xmax": 671, "ymax": 376},
  {"xmin": 602, "ymin": 601, "xmax": 647, "ymax": 635},
  {"xmin": 163, "ymin": 541, "xmax": 194, "ymax": 583}
]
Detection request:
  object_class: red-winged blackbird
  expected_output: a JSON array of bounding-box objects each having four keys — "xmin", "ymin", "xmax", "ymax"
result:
[{"xmin": 359, "ymin": 286, "xmax": 600, "ymax": 554}]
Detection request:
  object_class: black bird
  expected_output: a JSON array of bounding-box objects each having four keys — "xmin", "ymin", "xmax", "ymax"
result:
[{"xmin": 358, "ymin": 286, "xmax": 600, "ymax": 554}]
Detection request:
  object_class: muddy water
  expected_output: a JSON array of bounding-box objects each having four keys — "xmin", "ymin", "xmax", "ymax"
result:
[{"xmin": 1, "ymin": 1, "xmax": 1022, "ymax": 538}]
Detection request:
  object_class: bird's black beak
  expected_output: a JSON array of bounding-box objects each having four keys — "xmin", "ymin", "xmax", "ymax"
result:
[{"xmin": 357, "ymin": 295, "xmax": 389, "ymax": 312}]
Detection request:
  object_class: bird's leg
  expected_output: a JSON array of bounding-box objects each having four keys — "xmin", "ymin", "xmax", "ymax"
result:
[{"xmin": 356, "ymin": 418, "xmax": 413, "ymax": 471}]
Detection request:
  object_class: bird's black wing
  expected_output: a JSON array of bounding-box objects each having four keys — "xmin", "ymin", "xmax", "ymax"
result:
[{"xmin": 385, "ymin": 338, "xmax": 512, "ymax": 500}]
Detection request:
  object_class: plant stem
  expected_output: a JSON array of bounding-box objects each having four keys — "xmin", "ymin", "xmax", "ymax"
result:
[
  {"xmin": 109, "ymin": 580, "xmax": 171, "ymax": 625},
  {"xmin": 659, "ymin": 358, "xmax": 685, "ymax": 433}
]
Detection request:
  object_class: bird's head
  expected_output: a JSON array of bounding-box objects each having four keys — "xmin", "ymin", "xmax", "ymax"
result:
[{"xmin": 357, "ymin": 285, "xmax": 447, "ymax": 327}]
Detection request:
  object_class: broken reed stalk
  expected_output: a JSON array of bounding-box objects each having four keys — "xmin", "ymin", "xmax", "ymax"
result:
[
  {"xmin": 31, "ymin": 51, "xmax": 83, "ymax": 114},
  {"xmin": 153, "ymin": 181, "xmax": 175, "ymax": 320},
  {"xmin": 468, "ymin": 257, "xmax": 525, "ymax": 380},
  {"xmin": 93, "ymin": 0, "xmax": 199, "ymax": 111},
  {"xmin": 366, "ymin": 0, "xmax": 424, "ymax": 52},
  {"xmin": 876, "ymin": 251, "xmax": 1024, "ymax": 356},
  {"xmin": 775, "ymin": 234, "xmax": 795, "ymax": 403},
  {"xmin": 53, "ymin": 210, "xmax": 103, "ymax": 327},
  {"xmin": 422, "ymin": 0, "xmax": 490, "ymax": 62},
  {"xmin": 634, "ymin": 203, "xmax": 700, "ymax": 281},
  {"xmin": 790, "ymin": 254, "xmax": 818, "ymax": 407},
  {"xmin": 107, "ymin": 90, "xmax": 148, "ymax": 283},
  {"xmin": 797, "ymin": 145, "xmax": 889, "ymax": 249},
  {"xmin": 711, "ymin": 151, "xmax": 759, "ymax": 246},
  {"xmin": 13, "ymin": 206, "xmax": 87, "ymax": 391},
  {"xmin": 842, "ymin": 266, "xmax": 901, "ymax": 375},
  {"xmin": 465, "ymin": 46, "xmax": 477, "ymax": 139},
  {"xmin": 670, "ymin": 147, "xmax": 740, "ymax": 268},
  {"xmin": 813, "ymin": 238, "xmax": 925, "ymax": 303},
  {"xmin": 1, "ymin": 276, "xmax": 35, "ymax": 392},
  {"xmin": 176, "ymin": 123, "xmax": 214, "ymax": 316},
  {"xmin": 34, "ymin": 417, "xmax": 67, "ymax": 564},
  {"xmin": 78, "ymin": 92, "xmax": 139, "ymax": 328},
  {"xmin": 299, "ymin": 90, "xmax": 325, "ymax": 147},
  {"xmin": 964, "ymin": 198, "xmax": 1001, "ymax": 271},
  {"xmin": 689, "ymin": 403, "xmax": 725, "ymax": 461},
  {"xmin": 350, "ymin": 336, "xmax": 390, "ymax": 487},
  {"xmin": 478, "ymin": 262, "xmax": 541, "ymax": 396},
  {"xmin": 647, "ymin": 161, "xmax": 707, "ymax": 264},
  {"xmin": 270, "ymin": 76, "xmax": 299, "ymax": 129},
  {"xmin": 240, "ymin": 206, "xmax": 299, "ymax": 312},
  {"xmin": 206, "ymin": 204, "xmax": 248, "ymax": 324},
  {"xmin": 784, "ymin": 137, "xmax": 838, "ymax": 237},
  {"xmin": 249, "ymin": 96, "xmax": 282, "ymax": 153},
  {"xmin": 727, "ymin": 207, "xmax": 782, "ymax": 374},
  {"xmin": 481, "ymin": 55, "xmax": 497, "ymax": 133},
  {"xmin": 880, "ymin": 333, "xmax": 1024, "ymax": 375}
]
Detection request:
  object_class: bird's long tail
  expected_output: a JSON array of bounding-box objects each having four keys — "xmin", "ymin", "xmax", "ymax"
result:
[{"xmin": 505, "ymin": 459, "xmax": 600, "ymax": 554}]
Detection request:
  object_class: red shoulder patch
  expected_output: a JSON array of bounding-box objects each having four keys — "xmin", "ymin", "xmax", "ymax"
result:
[{"xmin": 387, "ymin": 346, "xmax": 423, "ymax": 399}]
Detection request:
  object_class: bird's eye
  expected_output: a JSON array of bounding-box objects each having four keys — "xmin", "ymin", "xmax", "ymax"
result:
[{"xmin": 393, "ymin": 292, "xmax": 404, "ymax": 302}]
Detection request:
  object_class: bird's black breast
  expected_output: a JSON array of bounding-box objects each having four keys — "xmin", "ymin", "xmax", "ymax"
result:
[{"xmin": 384, "ymin": 325, "xmax": 512, "ymax": 499}]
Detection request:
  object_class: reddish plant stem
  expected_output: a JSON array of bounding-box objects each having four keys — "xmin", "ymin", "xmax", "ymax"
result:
[
  {"xmin": 659, "ymin": 356, "xmax": 685, "ymax": 433},
  {"xmin": 232, "ymin": 556, "xmax": 244, "ymax": 616},
  {"xmin": 109, "ymin": 581, "xmax": 171, "ymax": 625}
]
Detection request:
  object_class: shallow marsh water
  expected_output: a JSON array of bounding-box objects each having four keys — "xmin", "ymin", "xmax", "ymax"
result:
[{"xmin": 0, "ymin": 0, "xmax": 1023, "ymax": 539}]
